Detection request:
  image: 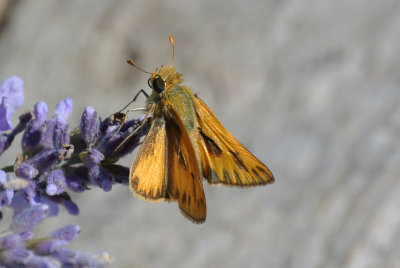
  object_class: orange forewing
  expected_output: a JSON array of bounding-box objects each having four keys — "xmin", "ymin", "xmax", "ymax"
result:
[
  {"xmin": 129, "ymin": 117, "xmax": 167, "ymax": 201},
  {"xmin": 194, "ymin": 97, "xmax": 274, "ymax": 186},
  {"xmin": 166, "ymin": 114, "xmax": 206, "ymax": 223}
]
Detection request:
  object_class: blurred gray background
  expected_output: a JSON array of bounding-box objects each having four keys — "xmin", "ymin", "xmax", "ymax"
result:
[{"xmin": 1, "ymin": 0, "xmax": 400, "ymax": 267}]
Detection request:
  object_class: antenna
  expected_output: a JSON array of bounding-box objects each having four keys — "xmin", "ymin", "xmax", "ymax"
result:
[
  {"xmin": 126, "ymin": 59, "xmax": 152, "ymax": 74},
  {"xmin": 169, "ymin": 34, "xmax": 175, "ymax": 66}
]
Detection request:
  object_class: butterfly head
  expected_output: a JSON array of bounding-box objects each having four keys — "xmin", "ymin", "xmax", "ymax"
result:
[{"xmin": 148, "ymin": 65, "xmax": 183, "ymax": 94}]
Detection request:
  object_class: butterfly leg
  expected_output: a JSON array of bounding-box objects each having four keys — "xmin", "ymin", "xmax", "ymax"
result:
[
  {"xmin": 113, "ymin": 103, "xmax": 155, "ymax": 152},
  {"xmin": 108, "ymin": 107, "xmax": 147, "ymax": 142},
  {"xmin": 107, "ymin": 89, "xmax": 150, "ymax": 144},
  {"xmin": 116, "ymin": 89, "xmax": 149, "ymax": 114}
]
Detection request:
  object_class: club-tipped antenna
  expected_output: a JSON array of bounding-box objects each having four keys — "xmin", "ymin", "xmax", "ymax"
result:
[
  {"xmin": 127, "ymin": 59, "xmax": 152, "ymax": 74},
  {"xmin": 169, "ymin": 34, "xmax": 175, "ymax": 66}
]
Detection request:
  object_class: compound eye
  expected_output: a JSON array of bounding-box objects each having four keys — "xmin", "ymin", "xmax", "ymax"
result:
[
  {"xmin": 153, "ymin": 77, "xmax": 166, "ymax": 93},
  {"xmin": 147, "ymin": 78, "xmax": 153, "ymax": 89}
]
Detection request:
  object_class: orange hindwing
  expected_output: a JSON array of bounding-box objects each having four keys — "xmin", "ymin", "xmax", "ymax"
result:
[{"xmin": 166, "ymin": 111, "xmax": 206, "ymax": 223}]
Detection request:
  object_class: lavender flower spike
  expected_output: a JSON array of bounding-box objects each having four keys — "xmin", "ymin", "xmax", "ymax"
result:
[
  {"xmin": 0, "ymin": 206, "xmax": 111, "ymax": 267},
  {"xmin": 0, "ymin": 85, "xmax": 149, "ymax": 266}
]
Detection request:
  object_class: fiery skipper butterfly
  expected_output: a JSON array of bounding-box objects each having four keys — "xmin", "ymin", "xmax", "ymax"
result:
[{"xmin": 127, "ymin": 35, "xmax": 274, "ymax": 223}]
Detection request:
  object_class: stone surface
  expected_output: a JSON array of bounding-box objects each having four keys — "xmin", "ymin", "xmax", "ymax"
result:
[{"xmin": 0, "ymin": 1, "xmax": 399, "ymax": 267}]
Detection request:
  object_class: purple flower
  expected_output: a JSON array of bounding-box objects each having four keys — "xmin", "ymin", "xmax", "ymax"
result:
[
  {"xmin": 97, "ymin": 117, "xmax": 148, "ymax": 159},
  {"xmin": 10, "ymin": 204, "xmax": 49, "ymax": 233},
  {"xmin": 39, "ymin": 118, "xmax": 57, "ymax": 150},
  {"xmin": 0, "ymin": 76, "xmax": 24, "ymax": 109},
  {"xmin": 53, "ymin": 249, "xmax": 111, "ymax": 268},
  {"xmin": 0, "ymin": 134, "xmax": 8, "ymax": 155},
  {"xmin": 24, "ymin": 148, "xmax": 59, "ymax": 175},
  {"xmin": 0, "ymin": 234, "xmax": 23, "ymax": 249},
  {"xmin": 1, "ymin": 248, "xmax": 34, "ymax": 267},
  {"xmin": 81, "ymin": 106, "xmax": 100, "ymax": 145},
  {"xmin": 51, "ymin": 224, "xmax": 80, "ymax": 242},
  {"xmin": 53, "ymin": 116, "xmax": 70, "ymax": 150},
  {"xmin": 62, "ymin": 198, "xmax": 80, "ymax": 215},
  {"xmin": 103, "ymin": 164, "xmax": 129, "ymax": 184},
  {"xmin": 66, "ymin": 168, "xmax": 88, "ymax": 193},
  {"xmin": 0, "ymin": 169, "xmax": 6, "ymax": 184},
  {"xmin": 0, "ymin": 97, "xmax": 14, "ymax": 131},
  {"xmin": 22, "ymin": 99, "xmax": 74, "ymax": 154},
  {"xmin": 22, "ymin": 182, "xmax": 38, "ymax": 206},
  {"xmin": 46, "ymin": 169, "xmax": 67, "ymax": 196},
  {"xmin": 1, "ymin": 112, "xmax": 32, "ymax": 156},
  {"xmin": 55, "ymin": 98, "xmax": 73, "ymax": 120},
  {"xmin": 0, "ymin": 76, "xmax": 24, "ymax": 131},
  {"xmin": 81, "ymin": 149, "xmax": 104, "ymax": 168},
  {"xmin": 21, "ymin": 102, "xmax": 48, "ymax": 153},
  {"xmin": 34, "ymin": 101, "xmax": 49, "ymax": 122},
  {"xmin": 31, "ymin": 239, "xmax": 69, "ymax": 255},
  {"xmin": 1, "ymin": 189, "xmax": 14, "ymax": 206},
  {"xmin": 0, "ymin": 206, "xmax": 111, "ymax": 267},
  {"xmin": 14, "ymin": 161, "xmax": 39, "ymax": 180},
  {"xmin": 89, "ymin": 166, "xmax": 113, "ymax": 192}
]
